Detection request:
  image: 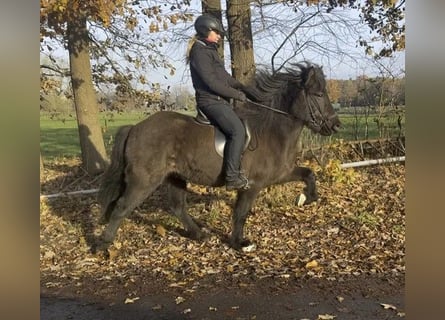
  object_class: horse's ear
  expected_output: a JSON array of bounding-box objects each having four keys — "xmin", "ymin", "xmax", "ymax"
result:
[{"xmin": 303, "ymin": 66, "xmax": 316, "ymax": 88}]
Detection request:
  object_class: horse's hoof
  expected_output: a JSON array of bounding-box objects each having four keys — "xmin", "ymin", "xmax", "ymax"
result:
[
  {"xmin": 189, "ymin": 230, "xmax": 208, "ymax": 241},
  {"xmin": 296, "ymin": 193, "xmax": 307, "ymax": 207},
  {"xmin": 98, "ymin": 215, "xmax": 108, "ymax": 225},
  {"xmin": 241, "ymin": 243, "xmax": 257, "ymax": 253},
  {"xmin": 91, "ymin": 237, "xmax": 111, "ymax": 255},
  {"xmin": 230, "ymin": 238, "xmax": 255, "ymax": 252},
  {"xmin": 196, "ymin": 232, "xmax": 209, "ymax": 241}
]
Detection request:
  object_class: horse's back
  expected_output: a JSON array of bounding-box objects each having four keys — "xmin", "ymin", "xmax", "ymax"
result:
[
  {"xmin": 125, "ymin": 110, "xmax": 218, "ymax": 166},
  {"xmin": 128, "ymin": 111, "xmax": 196, "ymax": 139},
  {"xmin": 139, "ymin": 110, "xmax": 193, "ymax": 127}
]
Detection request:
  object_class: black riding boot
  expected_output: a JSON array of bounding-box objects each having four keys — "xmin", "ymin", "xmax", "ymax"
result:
[
  {"xmin": 223, "ymin": 135, "xmax": 250, "ymax": 191},
  {"xmin": 226, "ymin": 173, "xmax": 250, "ymax": 191}
]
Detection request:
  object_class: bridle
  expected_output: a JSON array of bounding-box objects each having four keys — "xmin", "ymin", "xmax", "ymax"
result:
[
  {"xmin": 246, "ymin": 89, "xmax": 335, "ymax": 132},
  {"xmin": 302, "ymin": 90, "xmax": 329, "ymax": 131}
]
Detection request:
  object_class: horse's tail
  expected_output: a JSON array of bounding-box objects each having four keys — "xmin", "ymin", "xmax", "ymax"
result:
[{"xmin": 97, "ymin": 125, "xmax": 133, "ymax": 223}]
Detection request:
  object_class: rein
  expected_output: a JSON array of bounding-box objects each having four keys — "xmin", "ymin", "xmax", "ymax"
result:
[{"xmin": 246, "ymin": 100, "xmax": 294, "ymax": 117}]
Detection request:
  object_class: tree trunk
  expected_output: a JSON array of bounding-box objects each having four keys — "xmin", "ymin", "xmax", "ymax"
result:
[
  {"xmin": 226, "ymin": 0, "xmax": 256, "ymax": 84},
  {"xmin": 202, "ymin": 0, "xmax": 225, "ymax": 60},
  {"xmin": 67, "ymin": 16, "xmax": 108, "ymax": 175}
]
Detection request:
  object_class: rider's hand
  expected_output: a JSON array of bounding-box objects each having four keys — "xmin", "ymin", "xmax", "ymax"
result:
[
  {"xmin": 236, "ymin": 91, "xmax": 247, "ymax": 102},
  {"xmin": 242, "ymin": 86, "xmax": 263, "ymax": 102}
]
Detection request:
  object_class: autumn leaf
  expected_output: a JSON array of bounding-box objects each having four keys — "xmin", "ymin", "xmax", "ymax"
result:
[
  {"xmin": 156, "ymin": 224, "xmax": 166, "ymax": 237},
  {"xmin": 124, "ymin": 297, "xmax": 139, "ymax": 304},
  {"xmin": 175, "ymin": 296, "xmax": 185, "ymax": 304},
  {"xmin": 380, "ymin": 303, "xmax": 397, "ymax": 310},
  {"xmin": 305, "ymin": 260, "xmax": 318, "ymax": 269}
]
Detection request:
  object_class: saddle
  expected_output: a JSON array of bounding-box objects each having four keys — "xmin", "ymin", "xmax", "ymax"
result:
[{"xmin": 194, "ymin": 109, "xmax": 251, "ymax": 158}]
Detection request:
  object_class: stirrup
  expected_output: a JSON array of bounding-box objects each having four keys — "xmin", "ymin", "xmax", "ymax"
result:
[{"xmin": 226, "ymin": 175, "xmax": 250, "ymax": 191}]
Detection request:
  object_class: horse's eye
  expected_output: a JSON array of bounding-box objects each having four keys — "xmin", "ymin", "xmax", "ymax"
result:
[{"xmin": 314, "ymin": 92, "xmax": 324, "ymax": 97}]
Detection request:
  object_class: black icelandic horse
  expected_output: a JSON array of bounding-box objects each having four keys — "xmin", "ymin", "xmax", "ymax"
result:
[{"xmin": 96, "ymin": 62, "xmax": 341, "ymax": 252}]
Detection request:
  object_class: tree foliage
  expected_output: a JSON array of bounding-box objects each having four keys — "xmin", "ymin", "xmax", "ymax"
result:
[
  {"xmin": 40, "ymin": 0, "xmax": 194, "ymax": 109},
  {"xmin": 334, "ymin": 76, "xmax": 405, "ymax": 107},
  {"xmin": 290, "ymin": 0, "xmax": 405, "ymax": 58}
]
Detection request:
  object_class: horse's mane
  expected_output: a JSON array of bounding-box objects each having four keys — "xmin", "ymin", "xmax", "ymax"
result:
[{"xmin": 237, "ymin": 61, "xmax": 323, "ymax": 135}]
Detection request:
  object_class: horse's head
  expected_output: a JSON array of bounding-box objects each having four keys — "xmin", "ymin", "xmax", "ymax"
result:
[{"xmin": 291, "ymin": 64, "xmax": 341, "ymax": 136}]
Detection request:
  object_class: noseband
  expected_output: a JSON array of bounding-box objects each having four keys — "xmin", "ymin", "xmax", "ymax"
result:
[{"xmin": 303, "ymin": 90, "xmax": 336, "ymax": 132}]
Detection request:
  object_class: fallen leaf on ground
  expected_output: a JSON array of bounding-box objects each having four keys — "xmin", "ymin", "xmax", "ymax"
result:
[
  {"xmin": 380, "ymin": 303, "xmax": 397, "ymax": 310},
  {"xmin": 175, "ymin": 296, "xmax": 186, "ymax": 304},
  {"xmin": 156, "ymin": 225, "xmax": 166, "ymax": 237},
  {"xmin": 306, "ymin": 260, "xmax": 318, "ymax": 269},
  {"xmin": 124, "ymin": 297, "xmax": 139, "ymax": 304}
]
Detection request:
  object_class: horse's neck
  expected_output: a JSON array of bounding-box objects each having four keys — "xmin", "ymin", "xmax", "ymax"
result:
[
  {"xmin": 259, "ymin": 119, "xmax": 304, "ymax": 155},
  {"xmin": 282, "ymin": 123, "xmax": 304, "ymax": 154}
]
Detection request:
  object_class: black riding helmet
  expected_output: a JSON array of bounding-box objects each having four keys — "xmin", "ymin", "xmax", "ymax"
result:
[{"xmin": 194, "ymin": 14, "xmax": 225, "ymax": 37}]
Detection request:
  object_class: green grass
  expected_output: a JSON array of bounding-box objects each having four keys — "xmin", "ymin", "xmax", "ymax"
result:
[
  {"xmin": 40, "ymin": 111, "xmax": 149, "ymax": 160},
  {"xmin": 40, "ymin": 110, "xmax": 405, "ymax": 161},
  {"xmin": 335, "ymin": 114, "xmax": 405, "ymax": 141}
]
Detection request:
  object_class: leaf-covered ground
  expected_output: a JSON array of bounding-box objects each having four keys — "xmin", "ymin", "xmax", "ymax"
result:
[{"xmin": 40, "ymin": 156, "xmax": 405, "ymax": 318}]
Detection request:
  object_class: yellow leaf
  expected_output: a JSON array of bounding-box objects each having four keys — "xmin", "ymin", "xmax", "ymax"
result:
[
  {"xmin": 114, "ymin": 241, "xmax": 122, "ymax": 250},
  {"xmin": 156, "ymin": 225, "xmax": 166, "ymax": 237},
  {"xmin": 108, "ymin": 248, "xmax": 118, "ymax": 260},
  {"xmin": 305, "ymin": 260, "xmax": 318, "ymax": 269}
]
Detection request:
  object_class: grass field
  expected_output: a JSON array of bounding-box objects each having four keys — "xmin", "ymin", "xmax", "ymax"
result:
[
  {"xmin": 40, "ymin": 110, "xmax": 405, "ymax": 160},
  {"xmin": 40, "ymin": 111, "xmax": 150, "ymax": 160}
]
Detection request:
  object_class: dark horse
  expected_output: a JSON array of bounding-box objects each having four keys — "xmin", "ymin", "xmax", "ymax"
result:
[{"xmin": 97, "ymin": 61, "xmax": 341, "ymax": 251}]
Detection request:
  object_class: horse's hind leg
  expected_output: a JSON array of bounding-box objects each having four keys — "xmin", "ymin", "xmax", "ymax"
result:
[
  {"xmin": 98, "ymin": 170, "xmax": 163, "ymax": 251},
  {"xmin": 167, "ymin": 177, "xmax": 205, "ymax": 240},
  {"xmin": 230, "ymin": 188, "xmax": 260, "ymax": 250}
]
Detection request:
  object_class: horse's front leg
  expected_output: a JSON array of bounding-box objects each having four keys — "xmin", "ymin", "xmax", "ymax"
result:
[
  {"xmin": 280, "ymin": 166, "xmax": 318, "ymax": 205},
  {"xmin": 230, "ymin": 188, "xmax": 260, "ymax": 250}
]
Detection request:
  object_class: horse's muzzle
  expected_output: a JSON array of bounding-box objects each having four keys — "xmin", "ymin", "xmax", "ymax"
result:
[{"xmin": 320, "ymin": 116, "xmax": 341, "ymax": 136}]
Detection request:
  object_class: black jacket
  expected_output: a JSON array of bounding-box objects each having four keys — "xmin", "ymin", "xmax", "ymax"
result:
[{"xmin": 189, "ymin": 39, "xmax": 244, "ymax": 107}]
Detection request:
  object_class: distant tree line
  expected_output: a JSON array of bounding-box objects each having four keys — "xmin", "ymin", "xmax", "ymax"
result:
[
  {"xmin": 41, "ymin": 74, "xmax": 405, "ymax": 115},
  {"xmin": 327, "ymin": 76, "xmax": 405, "ymax": 109}
]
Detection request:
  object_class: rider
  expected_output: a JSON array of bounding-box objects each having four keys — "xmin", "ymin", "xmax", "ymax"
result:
[{"xmin": 187, "ymin": 14, "xmax": 259, "ymax": 191}]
